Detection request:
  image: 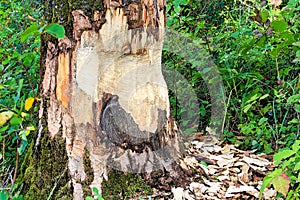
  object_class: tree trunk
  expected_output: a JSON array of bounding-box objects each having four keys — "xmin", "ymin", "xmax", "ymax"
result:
[{"xmin": 20, "ymin": 0, "xmax": 186, "ymax": 199}]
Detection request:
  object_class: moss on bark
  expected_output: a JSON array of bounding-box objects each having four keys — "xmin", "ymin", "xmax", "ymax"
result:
[
  {"xmin": 41, "ymin": 0, "xmax": 104, "ymax": 40},
  {"xmin": 17, "ymin": 126, "xmax": 72, "ymax": 199},
  {"xmin": 102, "ymin": 170, "xmax": 152, "ymax": 199},
  {"xmin": 82, "ymin": 148, "xmax": 94, "ymax": 198}
]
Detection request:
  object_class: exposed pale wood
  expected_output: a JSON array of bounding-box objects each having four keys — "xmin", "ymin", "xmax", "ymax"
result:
[{"xmin": 39, "ymin": 0, "xmax": 185, "ymax": 198}]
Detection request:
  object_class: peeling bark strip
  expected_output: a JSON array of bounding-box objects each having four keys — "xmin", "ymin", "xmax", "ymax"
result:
[{"xmin": 38, "ymin": 0, "xmax": 186, "ymax": 198}]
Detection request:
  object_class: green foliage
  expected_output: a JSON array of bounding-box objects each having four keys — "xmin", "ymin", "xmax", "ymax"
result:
[
  {"xmin": 260, "ymin": 140, "xmax": 300, "ymax": 199},
  {"xmin": 21, "ymin": 23, "xmax": 65, "ymax": 42},
  {"xmin": 165, "ymin": 0, "xmax": 300, "ymax": 152},
  {"xmin": 0, "ymin": 181, "xmax": 24, "ymax": 200},
  {"xmin": 85, "ymin": 187, "xmax": 104, "ymax": 200},
  {"xmin": 0, "ymin": 189, "xmax": 23, "ymax": 200},
  {"xmin": 0, "ymin": 0, "xmax": 42, "ymax": 195}
]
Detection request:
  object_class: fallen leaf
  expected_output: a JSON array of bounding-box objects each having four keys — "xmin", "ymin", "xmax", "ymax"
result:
[
  {"xmin": 225, "ymin": 185, "xmax": 259, "ymax": 198},
  {"xmin": 171, "ymin": 187, "xmax": 184, "ymax": 200},
  {"xmin": 0, "ymin": 111, "xmax": 14, "ymax": 126},
  {"xmin": 238, "ymin": 163, "xmax": 250, "ymax": 183},
  {"xmin": 25, "ymin": 97, "xmax": 35, "ymax": 111},
  {"xmin": 272, "ymin": 173, "xmax": 290, "ymax": 196},
  {"xmin": 242, "ymin": 156, "xmax": 270, "ymax": 167}
]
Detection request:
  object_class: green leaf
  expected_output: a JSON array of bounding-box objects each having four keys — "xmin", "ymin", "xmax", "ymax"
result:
[
  {"xmin": 246, "ymin": 94, "xmax": 259, "ymax": 104},
  {"xmin": 92, "ymin": 187, "xmax": 99, "ymax": 195},
  {"xmin": 293, "ymin": 41, "xmax": 300, "ymax": 47},
  {"xmin": 288, "ymin": 118, "xmax": 299, "ymax": 124},
  {"xmin": 97, "ymin": 195, "xmax": 104, "ymax": 200},
  {"xmin": 270, "ymin": 20, "xmax": 288, "ymax": 33},
  {"xmin": 281, "ymin": 156, "xmax": 296, "ymax": 168},
  {"xmin": 18, "ymin": 140, "xmax": 28, "ymax": 155},
  {"xmin": 44, "ymin": 23, "xmax": 65, "ymax": 39},
  {"xmin": 202, "ymin": 67, "xmax": 212, "ymax": 74},
  {"xmin": 243, "ymin": 104, "xmax": 252, "ymax": 113},
  {"xmin": 0, "ymin": 192, "xmax": 9, "ymax": 200},
  {"xmin": 231, "ymin": 32, "xmax": 239, "ymax": 39},
  {"xmin": 259, "ymin": 94, "xmax": 269, "ymax": 100},
  {"xmin": 259, "ymin": 174, "xmax": 273, "ymax": 199},
  {"xmin": 292, "ymin": 140, "xmax": 300, "ymax": 152},
  {"xmin": 15, "ymin": 79, "xmax": 24, "ymax": 104},
  {"xmin": 0, "ymin": 125, "xmax": 9, "ymax": 133},
  {"xmin": 260, "ymin": 9, "xmax": 269, "ymax": 23},
  {"xmin": 20, "ymin": 24, "xmax": 39, "ymax": 42},
  {"xmin": 273, "ymin": 150, "xmax": 295, "ymax": 162},
  {"xmin": 258, "ymin": 117, "xmax": 268, "ymax": 125},
  {"xmin": 287, "ymin": 95, "xmax": 300, "ymax": 111},
  {"xmin": 270, "ymin": 46, "xmax": 281, "ymax": 57},
  {"xmin": 174, "ymin": 5, "xmax": 181, "ymax": 14},
  {"xmin": 286, "ymin": 0, "xmax": 299, "ymax": 8},
  {"xmin": 85, "ymin": 197, "xmax": 94, "ymax": 200},
  {"xmin": 287, "ymin": 94, "xmax": 300, "ymax": 104},
  {"xmin": 10, "ymin": 116, "xmax": 23, "ymax": 126},
  {"xmin": 294, "ymin": 161, "xmax": 300, "ymax": 171},
  {"xmin": 257, "ymin": 36, "xmax": 267, "ymax": 47},
  {"xmin": 272, "ymin": 174, "xmax": 290, "ymax": 197},
  {"xmin": 0, "ymin": 111, "xmax": 14, "ymax": 126}
]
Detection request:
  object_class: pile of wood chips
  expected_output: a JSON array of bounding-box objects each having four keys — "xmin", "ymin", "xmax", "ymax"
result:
[{"xmin": 170, "ymin": 140, "xmax": 277, "ymax": 200}]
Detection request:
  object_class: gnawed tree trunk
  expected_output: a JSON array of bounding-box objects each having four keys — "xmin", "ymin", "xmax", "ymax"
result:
[{"xmin": 20, "ymin": 0, "xmax": 187, "ymax": 199}]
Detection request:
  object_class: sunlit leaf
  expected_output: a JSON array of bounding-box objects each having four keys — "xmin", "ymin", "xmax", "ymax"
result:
[
  {"xmin": 260, "ymin": 9, "xmax": 269, "ymax": 23},
  {"xmin": 92, "ymin": 187, "xmax": 99, "ymax": 195},
  {"xmin": 10, "ymin": 116, "xmax": 22, "ymax": 126},
  {"xmin": 288, "ymin": 118, "xmax": 299, "ymax": 124},
  {"xmin": 270, "ymin": 20, "xmax": 288, "ymax": 33},
  {"xmin": 44, "ymin": 23, "xmax": 65, "ymax": 38},
  {"xmin": 270, "ymin": 46, "xmax": 281, "ymax": 57},
  {"xmin": 272, "ymin": 173, "xmax": 290, "ymax": 196},
  {"xmin": 20, "ymin": 24, "xmax": 39, "ymax": 42},
  {"xmin": 293, "ymin": 41, "xmax": 300, "ymax": 47},
  {"xmin": 231, "ymin": 32, "xmax": 239, "ymax": 39},
  {"xmin": 259, "ymin": 94, "xmax": 269, "ymax": 100},
  {"xmin": 294, "ymin": 161, "xmax": 300, "ymax": 171},
  {"xmin": 25, "ymin": 97, "xmax": 35, "ymax": 111},
  {"xmin": 258, "ymin": 117, "xmax": 268, "ymax": 125},
  {"xmin": 25, "ymin": 125, "xmax": 35, "ymax": 136},
  {"xmin": 259, "ymin": 175, "xmax": 273, "ymax": 199},
  {"xmin": 260, "ymin": 168, "xmax": 283, "ymax": 199},
  {"xmin": 0, "ymin": 111, "xmax": 14, "ymax": 126},
  {"xmin": 243, "ymin": 104, "xmax": 252, "ymax": 113},
  {"xmin": 292, "ymin": 140, "xmax": 300, "ymax": 152},
  {"xmin": 273, "ymin": 150, "xmax": 295, "ymax": 162}
]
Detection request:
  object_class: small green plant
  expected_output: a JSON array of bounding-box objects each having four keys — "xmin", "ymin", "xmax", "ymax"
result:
[
  {"xmin": 260, "ymin": 140, "xmax": 300, "ymax": 199},
  {"xmin": 0, "ymin": 184, "xmax": 24, "ymax": 200},
  {"xmin": 85, "ymin": 187, "xmax": 104, "ymax": 200},
  {"xmin": 21, "ymin": 22, "xmax": 65, "ymax": 42}
]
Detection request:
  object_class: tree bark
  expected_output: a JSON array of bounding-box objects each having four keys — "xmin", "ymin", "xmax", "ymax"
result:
[{"xmin": 20, "ymin": 0, "xmax": 186, "ymax": 199}]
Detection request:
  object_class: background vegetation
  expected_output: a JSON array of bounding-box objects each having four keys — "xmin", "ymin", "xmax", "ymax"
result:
[
  {"xmin": 0, "ymin": 0, "xmax": 299, "ymax": 199},
  {"xmin": 0, "ymin": 0, "xmax": 41, "ymax": 199}
]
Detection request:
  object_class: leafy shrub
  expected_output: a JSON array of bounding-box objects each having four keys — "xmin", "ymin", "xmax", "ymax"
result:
[
  {"xmin": 0, "ymin": 0, "xmax": 41, "ymax": 195},
  {"xmin": 165, "ymin": 0, "xmax": 300, "ymax": 152},
  {"xmin": 260, "ymin": 140, "xmax": 300, "ymax": 199}
]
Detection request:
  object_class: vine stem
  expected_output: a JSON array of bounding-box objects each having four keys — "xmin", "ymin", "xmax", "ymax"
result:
[
  {"xmin": 221, "ymin": 88, "xmax": 232, "ymax": 135},
  {"xmin": 10, "ymin": 138, "xmax": 19, "ymax": 192}
]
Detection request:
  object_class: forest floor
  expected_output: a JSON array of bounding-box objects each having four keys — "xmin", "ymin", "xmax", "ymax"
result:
[{"xmin": 141, "ymin": 134, "xmax": 276, "ymax": 200}]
